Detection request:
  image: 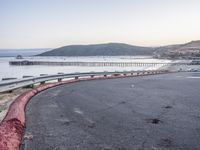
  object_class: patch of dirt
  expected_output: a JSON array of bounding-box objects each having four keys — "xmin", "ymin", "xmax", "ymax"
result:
[
  {"xmin": 146, "ymin": 118, "xmax": 162, "ymax": 124},
  {"xmin": 56, "ymin": 118, "xmax": 71, "ymax": 126},
  {"xmin": 119, "ymin": 101, "xmax": 126, "ymax": 104},
  {"xmin": 0, "ymin": 88, "xmax": 32, "ymax": 122},
  {"xmin": 158, "ymin": 138, "xmax": 174, "ymax": 148},
  {"xmin": 163, "ymin": 105, "xmax": 172, "ymax": 109}
]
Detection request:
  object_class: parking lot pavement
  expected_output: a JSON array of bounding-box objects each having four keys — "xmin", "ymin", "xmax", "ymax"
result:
[{"xmin": 21, "ymin": 72, "xmax": 200, "ymax": 150}]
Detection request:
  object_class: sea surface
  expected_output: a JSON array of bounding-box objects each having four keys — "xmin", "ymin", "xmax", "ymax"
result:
[{"xmin": 0, "ymin": 56, "xmax": 171, "ymax": 80}]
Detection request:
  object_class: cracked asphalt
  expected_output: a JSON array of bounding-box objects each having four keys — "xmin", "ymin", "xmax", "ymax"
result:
[{"xmin": 21, "ymin": 72, "xmax": 200, "ymax": 150}]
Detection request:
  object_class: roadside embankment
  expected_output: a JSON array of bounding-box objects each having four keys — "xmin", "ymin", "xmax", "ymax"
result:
[{"xmin": 0, "ymin": 89, "xmax": 31, "ymax": 122}]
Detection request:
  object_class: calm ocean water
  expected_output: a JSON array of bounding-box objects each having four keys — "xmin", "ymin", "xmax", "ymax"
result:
[{"xmin": 0, "ymin": 56, "xmax": 170, "ymax": 80}]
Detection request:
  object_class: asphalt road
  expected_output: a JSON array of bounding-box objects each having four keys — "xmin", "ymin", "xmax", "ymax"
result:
[{"xmin": 21, "ymin": 72, "xmax": 200, "ymax": 150}]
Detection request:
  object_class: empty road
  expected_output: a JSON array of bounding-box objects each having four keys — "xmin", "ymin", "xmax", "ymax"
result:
[{"xmin": 21, "ymin": 72, "xmax": 200, "ymax": 150}]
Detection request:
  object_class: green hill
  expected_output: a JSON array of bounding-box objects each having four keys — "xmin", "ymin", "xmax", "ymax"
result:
[
  {"xmin": 38, "ymin": 43, "xmax": 155, "ymax": 56},
  {"xmin": 38, "ymin": 41, "xmax": 200, "ymax": 59}
]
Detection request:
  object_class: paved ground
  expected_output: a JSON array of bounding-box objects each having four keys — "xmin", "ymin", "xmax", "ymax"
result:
[{"xmin": 21, "ymin": 72, "xmax": 200, "ymax": 150}]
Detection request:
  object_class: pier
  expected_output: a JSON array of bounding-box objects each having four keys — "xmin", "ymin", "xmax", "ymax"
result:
[{"xmin": 9, "ymin": 60, "xmax": 189, "ymax": 67}]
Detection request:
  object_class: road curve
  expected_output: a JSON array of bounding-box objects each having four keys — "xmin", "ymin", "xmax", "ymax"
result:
[{"xmin": 21, "ymin": 72, "xmax": 200, "ymax": 150}]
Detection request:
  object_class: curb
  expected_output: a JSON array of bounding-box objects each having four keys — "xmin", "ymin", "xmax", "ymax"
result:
[{"xmin": 0, "ymin": 73, "xmax": 161, "ymax": 150}]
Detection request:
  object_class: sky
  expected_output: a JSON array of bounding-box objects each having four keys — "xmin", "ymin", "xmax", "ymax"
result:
[{"xmin": 0, "ymin": 0, "xmax": 200, "ymax": 49}]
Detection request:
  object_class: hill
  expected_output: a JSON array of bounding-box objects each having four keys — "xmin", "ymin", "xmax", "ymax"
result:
[
  {"xmin": 38, "ymin": 43, "xmax": 155, "ymax": 56},
  {"xmin": 154, "ymin": 40, "xmax": 200, "ymax": 59},
  {"xmin": 38, "ymin": 41, "xmax": 200, "ymax": 59}
]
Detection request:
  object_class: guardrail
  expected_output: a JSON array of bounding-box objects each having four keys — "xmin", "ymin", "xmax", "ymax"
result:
[{"xmin": 0, "ymin": 70, "xmax": 168, "ymax": 93}]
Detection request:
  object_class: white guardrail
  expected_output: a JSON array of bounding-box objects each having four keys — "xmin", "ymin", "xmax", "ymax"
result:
[{"xmin": 0, "ymin": 70, "xmax": 168, "ymax": 93}]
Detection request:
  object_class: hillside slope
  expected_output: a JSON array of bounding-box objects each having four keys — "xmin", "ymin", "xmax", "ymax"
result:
[
  {"xmin": 38, "ymin": 41, "xmax": 200, "ymax": 59},
  {"xmin": 155, "ymin": 40, "xmax": 200, "ymax": 59},
  {"xmin": 38, "ymin": 43, "xmax": 155, "ymax": 56}
]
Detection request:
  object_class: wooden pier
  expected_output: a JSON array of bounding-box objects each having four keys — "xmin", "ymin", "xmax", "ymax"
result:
[{"xmin": 9, "ymin": 60, "xmax": 190, "ymax": 67}]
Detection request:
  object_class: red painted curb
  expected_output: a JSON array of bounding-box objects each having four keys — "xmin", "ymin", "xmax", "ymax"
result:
[
  {"xmin": 0, "ymin": 74, "xmax": 152, "ymax": 150},
  {"xmin": 0, "ymin": 79, "xmax": 78, "ymax": 150}
]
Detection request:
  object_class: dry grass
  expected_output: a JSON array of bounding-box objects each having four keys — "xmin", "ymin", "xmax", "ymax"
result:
[{"xmin": 0, "ymin": 88, "xmax": 31, "ymax": 122}]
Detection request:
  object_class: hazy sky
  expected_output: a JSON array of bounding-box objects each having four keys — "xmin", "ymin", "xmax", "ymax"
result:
[{"xmin": 0, "ymin": 0, "xmax": 200, "ymax": 48}]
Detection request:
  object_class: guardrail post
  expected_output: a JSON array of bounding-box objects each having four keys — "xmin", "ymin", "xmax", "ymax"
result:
[
  {"xmin": 40, "ymin": 81, "xmax": 45, "ymax": 84},
  {"xmin": 113, "ymin": 73, "xmax": 120, "ymax": 77},
  {"xmin": 23, "ymin": 84, "xmax": 34, "ymax": 89},
  {"xmin": 4, "ymin": 90, "xmax": 13, "ymax": 93}
]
